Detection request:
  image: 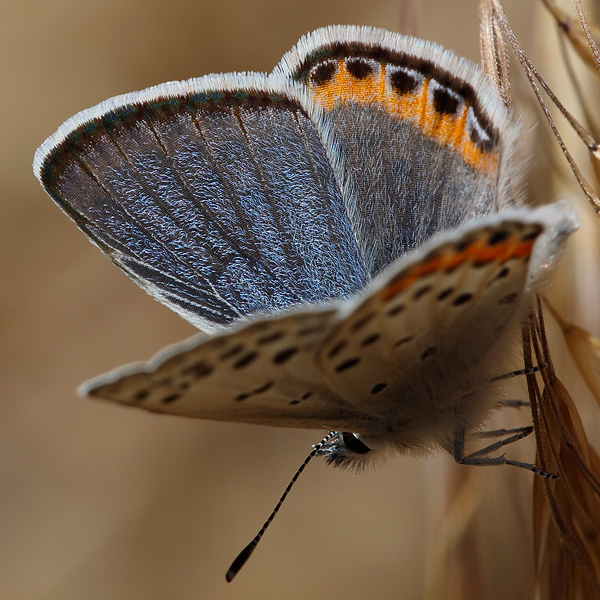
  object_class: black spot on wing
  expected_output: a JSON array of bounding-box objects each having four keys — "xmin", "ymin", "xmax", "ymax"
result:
[
  {"xmin": 433, "ymin": 87, "xmax": 459, "ymax": 115},
  {"xmin": 252, "ymin": 381, "xmax": 274, "ymax": 394},
  {"xmin": 257, "ymin": 331, "xmax": 284, "ymax": 345},
  {"xmin": 453, "ymin": 293, "xmax": 473, "ymax": 306},
  {"xmin": 346, "ymin": 57, "xmax": 373, "ymax": 79},
  {"xmin": 496, "ymin": 266, "xmax": 510, "ymax": 279},
  {"xmin": 351, "ymin": 312, "xmax": 375, "ymax": 332},
  {"xmin": 233, "ymin": 352, "xmax": 258, "ymax": 369},
  {"xmin": 310, "ymin": 61, "xmax": 336, "ymax": 85},
  {"xmin": 522, "ymin": 226, "xmax": 542, "ymax": 241},
  {"xmin": 414, "ymin": 285, "xmax": 431, "ymax": 299},
  {"xmin": 235, "ymin": 380, "xmax": 274, "ymax": 402},
  {"xmin": 327, "ymin": 340, "xmax": 347, "ymax": 358},
  {"xmin": 437, "ymin": 288, "xmax": 453, "ymax": 301},
  {"xmin": 394, "ymin": 335, "xmax": 413, "ymax": 347},
  {"xmin": 361, "ymin": 333, "xmax": 380, "ymax": 346},
  {"xmin": 182, "ymin": 361, "xmax": 213, "ymax": 379},
  {"xmin": 390, "ymin": 69, "xmax": 418, "ymax": 95},
  {"xmin": 421, "ymin": 346, "xmax": 437, "ymax": 361},
  {"xmin": 335, "ymin": 357, "xmax": 360, "ymax": 372},
  {"xmin": 219, "ymin": 344, "xmax": 244, "ymax": 360},
  {"xmin": 371, "ymin": 382, "xmax": 387, "ymax": 394},
  {"xmin": 273, "ymin": 347, "xmax": 298, "ymax": 364},
  {"xmin": 162, "ymin": 393, "xmax": 181, "ymax": 404},
  {"xmin": 387, "ymin": 304, "xmax": 405, "ymax": 316},
  {"xmin": 489, "ymin": 230, "xmax": 510, "ymax": 245}
]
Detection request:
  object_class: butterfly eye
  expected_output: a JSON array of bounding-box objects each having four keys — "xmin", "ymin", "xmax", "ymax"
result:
[{"xmin": 342, "ymin": 432, "xmax": 372, "ymax": 455}]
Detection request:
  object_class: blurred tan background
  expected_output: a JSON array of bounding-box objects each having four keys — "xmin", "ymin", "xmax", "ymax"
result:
[{"xmin": 2, "ymin": 1, "xmax": 597, "ymax": 599}]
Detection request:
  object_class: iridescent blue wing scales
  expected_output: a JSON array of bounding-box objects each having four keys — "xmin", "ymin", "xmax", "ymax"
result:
[{"xmin": 34, "ymin": 75, "xmax": 367, "ymax": 332}]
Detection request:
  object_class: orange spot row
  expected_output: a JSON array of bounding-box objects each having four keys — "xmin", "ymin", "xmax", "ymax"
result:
[
  {"xmin": 379, "ymin": 234, "xmax": 537, "ymax": 303},
  {"xmin": 309, "ymin": 60, "xmax": 498, "ymax": 178}
]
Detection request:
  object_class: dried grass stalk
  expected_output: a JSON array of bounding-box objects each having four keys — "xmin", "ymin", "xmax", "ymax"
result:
[{"xmin": 525, "ymin": 299, "xmax": 600, "ymax": 599}]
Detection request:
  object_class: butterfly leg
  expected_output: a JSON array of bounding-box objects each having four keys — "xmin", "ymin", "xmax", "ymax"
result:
[
  {"xmin": 498, "ymin": 399, "xmax": 530, "ymax": 409},
  {"xmin": 452, "ymin": 425, "xmax": 557, "ymax": 478},
  {"xmin": 491, "ymin": 364, "xmax": 547, "ymax": 382},
  {"xmin": 475, "ymin": 426, "xmax": 534, "ymax": 438}
]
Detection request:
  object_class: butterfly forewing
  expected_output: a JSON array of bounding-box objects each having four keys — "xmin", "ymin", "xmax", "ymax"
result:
[
  {"xmin": 84, "ymin": 307, "xmax": 372, "ymax": 431},
  {"xmin": 35, "ymin": 75, "xmax": 367, "ymax": 332},
  {"xmin": 317, "ymin": 213, "xmax": 556, "ymax": 425}
]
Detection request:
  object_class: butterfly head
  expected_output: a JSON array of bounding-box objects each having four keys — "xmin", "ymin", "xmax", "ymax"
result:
[{"xmin": 315, "ymin": 431, "xmax": 390, "ymax": 471}]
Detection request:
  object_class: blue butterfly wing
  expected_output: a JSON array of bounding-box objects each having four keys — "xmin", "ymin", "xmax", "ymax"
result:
[{"xmin": 34, "ymin": 75, "xmax": 368, "ymax": 331}]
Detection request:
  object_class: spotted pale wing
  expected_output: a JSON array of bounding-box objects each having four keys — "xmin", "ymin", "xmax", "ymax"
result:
[
  {"xmin": 317, "ymin": 205, "xmax": 577, "ymax": 431},
  {"xmin": 34, "ymin": 74, "xmax": 367, "ymax": 332},
  {"xmin": 83, "ymin": 307, "xmax": 371, "ymax": 431},
  {"xmin": 275, "ymin": 26, "xmax": 523, "ymax": 276}
]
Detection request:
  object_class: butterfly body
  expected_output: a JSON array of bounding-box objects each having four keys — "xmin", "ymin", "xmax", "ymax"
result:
[{"xmin": 34, "ymin": 26, "xmax": 577, "ymax": 471}]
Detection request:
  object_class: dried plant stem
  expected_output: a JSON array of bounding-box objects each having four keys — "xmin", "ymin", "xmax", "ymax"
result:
[
  {"xmin": 523, "ymin": 298, "xmax": 600, "ymax": 598},
  {"xmin": 479, "ymin": 0, "xmax": 512, "ymax": 106},
  {"xmin": 491, "ymin": 0, "xmax": 600, "ymax": 213}
]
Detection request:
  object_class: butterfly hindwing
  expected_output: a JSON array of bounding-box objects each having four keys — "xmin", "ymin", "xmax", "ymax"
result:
[
  {"xmin": 34, "ymin": 75, "xmax": 367, "ymax": 332},
  {"xmin": 275, "ymin": 26, "xmax": 523, "ymax": 276}
]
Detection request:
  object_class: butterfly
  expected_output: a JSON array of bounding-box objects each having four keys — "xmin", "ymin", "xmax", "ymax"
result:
[{"xmin": 34, "ymin": 25, "xmax": 577, "ymax": 480}]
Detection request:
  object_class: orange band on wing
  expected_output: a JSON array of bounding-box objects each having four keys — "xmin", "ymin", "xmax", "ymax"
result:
[
  {"xmin": 380, "ymin": 230, "xmax": 538, "ymax": 303},
  {"xmin": 309, "ymin": 60, "xmax": 498, "ymax": 178}
]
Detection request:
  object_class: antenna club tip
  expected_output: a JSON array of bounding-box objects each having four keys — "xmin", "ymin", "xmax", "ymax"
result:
[{"xmin": 225, "ymin": 569, "xmax": 236, "ymax": 583}]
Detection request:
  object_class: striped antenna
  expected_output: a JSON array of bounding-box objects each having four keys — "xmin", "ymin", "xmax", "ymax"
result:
[{"xmin": 226, "ymin": 431, "xmax": 337, "ymax": 582}]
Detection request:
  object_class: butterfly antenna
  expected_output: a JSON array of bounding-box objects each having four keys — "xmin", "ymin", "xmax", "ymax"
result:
[{"xmin": 226, "ymin": 431, "xmax": 336, "ymax": 582}]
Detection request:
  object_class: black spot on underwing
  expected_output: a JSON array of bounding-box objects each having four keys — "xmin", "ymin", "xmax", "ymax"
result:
[
  {"xmin": 496, "ymin": 266, "xmax": 510, "ymax": 279},
  {"xmin": 257, "ymin": 331, "xmax": 284, "ymax": 345},
  {"xmin": 335, "ymin": 357, "xmax": 360, "ymax": 372},
  {"xmin": 219, "ymin": 344, "xmax": 244, "ymax": 360},
  {"xmin": 361, "ymin": 333, "xmax": 380, "ymax": 346},
  {"xmin": 437, "ymin": 288, "xmax": 453, "ymax": 301},
  {"xmin": 327, "ymin": 340, "xmax": 346, "ymax": 358},
  {"xmin": 421, "ymin": 346, "xmax": 437, "ymax": 361},
  {"xmin": 453, "ymin": 293, "xmax": 473, "ymax": 306},
  {"xmin": 351, "ymin": 312, "xmax": 375, "ymax": 332},
  {"xmin": 489, "ymin": 230, "xmax": 510, "ymax": 245},
  {"xmin": 273, "ymin": 347, "xmax": 298, "ymax": 364},
  {"xmin": 387, "ymin": 304, "xmax": 405, "ymax": 316},
  {"xmin": 371, "ymin": 382, "xmax": 387, "ymax": 394},
  {"xmin": 394, "ymin": 335, "xmax": 414, "ymax": 347},
  {"xmin": 161, "ymin": 393, "xmax": 180, "ymax": 404},
  {"xmin": 413, "ymin": 285, "xmax": 431, "ymax": 300},
  {"xmin": 182, "ymin": 361, "xmax": 213, "ymax": 379},
  {"xmin": 233, "ymin": 352, "xmax": 258, "ymax": 369}
]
